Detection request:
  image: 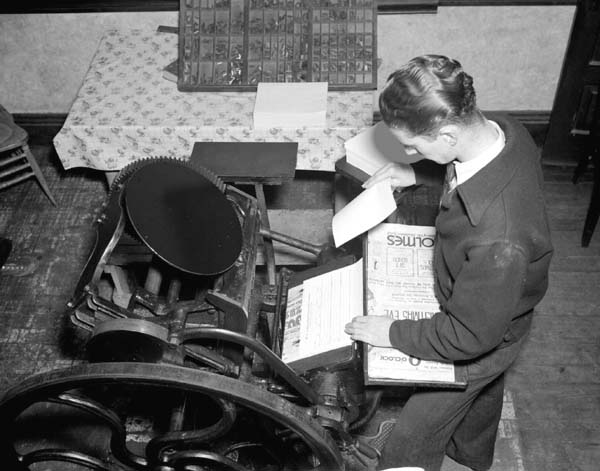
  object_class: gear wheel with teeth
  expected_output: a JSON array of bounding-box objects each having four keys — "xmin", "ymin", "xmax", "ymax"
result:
[{"xmin": 108, "ymin": 156, "xmax": 226, "ymax": 197}]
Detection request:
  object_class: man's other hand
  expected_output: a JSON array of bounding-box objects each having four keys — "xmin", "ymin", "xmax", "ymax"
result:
[
  {"xmin": 362, "ymin": 162, "xmax": 416, "ymax": 190},
  {"xmin": 344, "ymin": 315, "xmax": 394, "ymax": 348}
]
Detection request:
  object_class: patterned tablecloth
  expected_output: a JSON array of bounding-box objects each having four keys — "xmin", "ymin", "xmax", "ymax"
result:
[{"xmin": 53, "ymin": 30, "xmax": 375, "ymax": 172}]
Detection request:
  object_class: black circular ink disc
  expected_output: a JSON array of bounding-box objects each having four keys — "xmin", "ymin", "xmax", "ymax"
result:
[{"xmin": 125, "ymin": 160, "xmax": 242, "ymax": 276}]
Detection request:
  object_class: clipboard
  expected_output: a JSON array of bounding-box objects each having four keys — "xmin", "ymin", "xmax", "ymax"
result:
[{"xmin": 361, "ymin": 229, "xmax": 467, "ymax": 389}]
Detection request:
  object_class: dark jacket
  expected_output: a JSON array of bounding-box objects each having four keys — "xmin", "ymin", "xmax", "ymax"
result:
[{"xmin": 389, "ymin": 114, "xmax": 553, "ymax": 362}]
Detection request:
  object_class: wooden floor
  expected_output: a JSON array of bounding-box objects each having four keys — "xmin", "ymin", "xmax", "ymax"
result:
[
  {"xmin": 507, "ymin": 163, "xmax": 600, "ymax": 471},
  {"xmin": 0, "ymin": 144, "xmax": 598, "ymax": 471}
]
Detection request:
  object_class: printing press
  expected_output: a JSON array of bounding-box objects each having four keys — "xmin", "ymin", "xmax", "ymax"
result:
[{"xmin": 0, "ymin": 157, "xmax": 392, "ymax": 471}]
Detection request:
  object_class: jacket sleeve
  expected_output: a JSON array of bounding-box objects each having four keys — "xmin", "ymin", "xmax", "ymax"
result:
[
  {"xmin": 411, "ymin": 160, "xmax": 446, "ymax": 187},
  {"xmin": 388, "ymin": 241, "xmax": 529, "ymax": 361}
]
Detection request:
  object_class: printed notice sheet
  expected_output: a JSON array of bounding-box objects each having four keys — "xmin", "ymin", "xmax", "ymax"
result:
[
  {"xmin": 365, "ymin": 223, "xmax": 456, "ymax": 384},
  {"xmin": 281, "ymin": 259, "xmax": 363, "ymax": 364}
]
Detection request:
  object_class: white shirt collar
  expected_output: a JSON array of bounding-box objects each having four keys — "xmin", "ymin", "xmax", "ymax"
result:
[{"xmin": 454, "ymin": 120, "xmax": 506, "ymax": 186}]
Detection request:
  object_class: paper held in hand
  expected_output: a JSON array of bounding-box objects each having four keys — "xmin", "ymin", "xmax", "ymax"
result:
[
  {"xmin": 282, "ymin": 223, "xmax": 467, "ymax": 387},
  {"xmin": 253, "ymin": 82, "xmax": 328, "ymax": 128},
  {"xmin": 331, "ymin": 179, "xmax": 397, "ymax": 248}
]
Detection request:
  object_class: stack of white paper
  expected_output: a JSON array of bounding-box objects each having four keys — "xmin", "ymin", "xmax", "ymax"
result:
[
  {"xmin": 253, "ymin": 82, "xmax": 328, "ymax": 128},
  {"xmin": 345, "ymin": 121, "xmax": 415, "ymax": 175}
]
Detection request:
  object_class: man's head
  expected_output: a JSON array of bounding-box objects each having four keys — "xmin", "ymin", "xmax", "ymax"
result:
[{"xmin": 379, "ymin": 55, "xmax": 485, "ymax": 164}]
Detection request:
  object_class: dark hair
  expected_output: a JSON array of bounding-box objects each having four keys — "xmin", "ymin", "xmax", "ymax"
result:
[{"xmin": 379, "ymin": 55, "xmax": 481, "ymax": 137}]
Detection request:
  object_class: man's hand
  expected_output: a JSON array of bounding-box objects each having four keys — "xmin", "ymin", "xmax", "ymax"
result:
[
  {"xmin": 362, "ymin": 162, "xmax": 416, "ymax": 190},
  {"xmin": 344, "ymin": 315, "xmax": 394, "ymax": 348}
]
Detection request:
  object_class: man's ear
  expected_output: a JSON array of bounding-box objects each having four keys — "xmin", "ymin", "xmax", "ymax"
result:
[{"xmin": 438, "ymin": 125, "xmax": 459, "ymax": 146}]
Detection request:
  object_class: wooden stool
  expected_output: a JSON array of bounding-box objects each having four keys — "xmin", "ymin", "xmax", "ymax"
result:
[{"xmin": 0, "ymin": 105, "xmax": 57, "ymax": 205}]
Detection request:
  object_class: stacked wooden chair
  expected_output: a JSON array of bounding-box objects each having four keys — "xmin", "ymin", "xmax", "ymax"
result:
[{"xmin": 0, "ymin": 104, "xmax": 56, "ymax": 205}]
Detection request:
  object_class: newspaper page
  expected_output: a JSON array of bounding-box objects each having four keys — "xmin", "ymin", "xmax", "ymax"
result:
[
  {"xmin": 366, "ymin": 223, "xmax": 456, "ymax": 383},
  {"xmin": 282, "ymin": 259, "xmax": 363, "ymax": 364}
]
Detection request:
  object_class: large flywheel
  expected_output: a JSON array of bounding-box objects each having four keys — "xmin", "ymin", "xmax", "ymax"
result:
[{"xmin": 0, "ymin": 362, "xmax": 344, "ymax": 471}]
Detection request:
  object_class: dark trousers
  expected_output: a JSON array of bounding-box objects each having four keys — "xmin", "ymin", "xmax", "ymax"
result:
[{"xmin": 379, "ymin": 335, "xmax": 526, "ymax": 471}]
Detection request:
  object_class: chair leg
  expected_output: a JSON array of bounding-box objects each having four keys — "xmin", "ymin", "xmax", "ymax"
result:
[
  {"xmin": 572, "ymin": 152, "xmax": 592, "ymax": 184},
  {"xmin": 582, "ymin": 150, "xmax": 600, "ymax": 247},
  {"xmin": 0, "ymin": 237, "xmax": 12, "ymax": 268},
  {"xmin": 22, "ymin": 143, "xmax": 57, "ymax": 206}
]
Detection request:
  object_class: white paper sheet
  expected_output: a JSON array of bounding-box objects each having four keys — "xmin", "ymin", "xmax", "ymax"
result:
[{"xmin": 332, "ymin": 179, "xmax": 397, "ymax": 247}]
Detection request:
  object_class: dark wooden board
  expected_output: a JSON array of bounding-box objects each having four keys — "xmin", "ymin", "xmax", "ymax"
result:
[{"xmin": 190, "ymin": 141, "xmax": 298, "ymax": 185}]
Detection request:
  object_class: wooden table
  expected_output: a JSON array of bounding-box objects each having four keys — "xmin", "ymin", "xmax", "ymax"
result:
[{"xmin": 52, "ymin": 29, "xmax": 375, "ymax": 177}]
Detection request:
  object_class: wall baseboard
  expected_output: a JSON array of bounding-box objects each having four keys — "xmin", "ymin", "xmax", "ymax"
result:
[
  {"xmin": 13, "ymin": 113, "xmax": 68, "ymax": 146},
  {"xmin": 15, "ymin": 110, "xmax": 550, "ymax": 148},
  {"xmin": 498, "ymin": 110, "xmax": 550, "ymax": 147}
]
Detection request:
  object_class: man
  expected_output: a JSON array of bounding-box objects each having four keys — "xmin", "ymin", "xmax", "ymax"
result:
[{"xmin": 344, "ymin": 55, "xmax": 553, "ymax": 470}]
